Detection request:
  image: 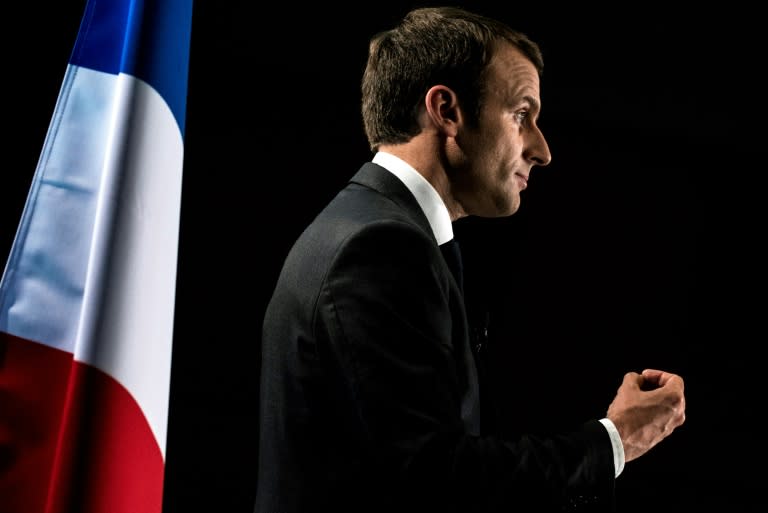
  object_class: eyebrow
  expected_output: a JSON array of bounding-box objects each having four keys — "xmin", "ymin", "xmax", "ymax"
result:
[{"xmin": 522, "ymin": 95, "xmax": 541, "ymax": 112}]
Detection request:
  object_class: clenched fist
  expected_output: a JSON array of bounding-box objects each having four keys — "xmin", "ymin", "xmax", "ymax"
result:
[{"xmin": 606, "ymin": 369, "xmax": 686, "ymax": 462}]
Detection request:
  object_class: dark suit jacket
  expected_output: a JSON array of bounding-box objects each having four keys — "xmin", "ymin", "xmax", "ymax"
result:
[{"xmin": 255, "ymin": 163, "xmax": 616, "ymax": 512}]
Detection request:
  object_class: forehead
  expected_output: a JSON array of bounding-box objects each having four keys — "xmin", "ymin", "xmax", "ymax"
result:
[{"xmin": 486, "ymin": 43, "xmax": 541, "ymax": 105}]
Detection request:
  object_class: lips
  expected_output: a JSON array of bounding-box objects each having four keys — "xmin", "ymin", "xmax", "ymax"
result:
[{"xmin": 515, "ymin": 173, "xmax": 528, "ymax": 190}]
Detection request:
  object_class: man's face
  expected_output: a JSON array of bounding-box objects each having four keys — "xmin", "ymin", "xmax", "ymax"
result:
[{"xmin": 450, "ymin": 43, "xmax": 552, "ymax": 218}]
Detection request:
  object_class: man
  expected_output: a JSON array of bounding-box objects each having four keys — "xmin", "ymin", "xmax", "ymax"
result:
[{"xmin": 255, "ymin": 6, "xmax": 686, "ymax": 512}]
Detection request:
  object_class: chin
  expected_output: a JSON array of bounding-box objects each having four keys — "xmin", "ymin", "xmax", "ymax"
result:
[
  {"xmin": 498, "ymin": 194, "xmax": 521, "ymax": 217},
  {"xmin": 480, "ymin": 203, "xmax": 519, "ymax": 218}
]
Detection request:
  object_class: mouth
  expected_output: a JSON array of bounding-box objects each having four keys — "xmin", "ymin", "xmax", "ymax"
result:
[{"xmin": 515, "ymin": 173, "xmax": 528, "ymax": 190}]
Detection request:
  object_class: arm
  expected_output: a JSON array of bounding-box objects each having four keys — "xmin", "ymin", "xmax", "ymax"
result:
[{"xmin": 319, "ymin": 222, "xmax": 616, "ymax": 511}]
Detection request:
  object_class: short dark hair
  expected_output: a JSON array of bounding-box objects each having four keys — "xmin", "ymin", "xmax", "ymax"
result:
[{"xmin": 361, "ymin": 6, "xmax": 544, "ymax": 152}]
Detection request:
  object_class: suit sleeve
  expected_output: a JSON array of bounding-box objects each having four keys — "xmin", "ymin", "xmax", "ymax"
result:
[{"xmin": 317, "ymin": 221, "xmax": 616, "ymax": 512}]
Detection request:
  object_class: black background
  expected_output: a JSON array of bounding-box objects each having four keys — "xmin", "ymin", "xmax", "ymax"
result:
[{"xmin": 3, "ymin": 1, "xmax": 756, "ymax": 512}]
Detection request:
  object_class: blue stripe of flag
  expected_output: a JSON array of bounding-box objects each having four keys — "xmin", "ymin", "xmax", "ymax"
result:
[{"xmin": 69, "ymin": 0, "xmax": 193, "ymax": 135}]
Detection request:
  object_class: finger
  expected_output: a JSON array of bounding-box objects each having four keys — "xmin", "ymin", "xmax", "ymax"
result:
[
  {"xmin": 641, "ymin": 368, "xmax": 668, "ymax": 386},
  {"xmin": 622, "ymin": 371, "xmax": 643, "ymax": 388}
]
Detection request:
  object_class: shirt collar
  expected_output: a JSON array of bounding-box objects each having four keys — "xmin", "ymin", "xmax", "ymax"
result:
[{"xmin": 371, "ymin": 151, "xmax": 453, "ymax": 245}]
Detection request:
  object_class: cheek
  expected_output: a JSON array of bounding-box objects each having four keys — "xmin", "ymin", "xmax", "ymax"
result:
[{"xmin": 487, "ymin": 141, "xmax": 513, "ymax": 179}]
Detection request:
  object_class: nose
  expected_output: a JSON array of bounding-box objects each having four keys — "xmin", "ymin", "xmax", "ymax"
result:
[{"xmin": 525, "ymin": 124, "xmax": 552, "ymax": 166}]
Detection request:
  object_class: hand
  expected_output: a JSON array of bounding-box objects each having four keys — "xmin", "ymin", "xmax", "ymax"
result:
[{"xmin": 605, "ymin": 369, "xmax": 686, "ymax": 463}]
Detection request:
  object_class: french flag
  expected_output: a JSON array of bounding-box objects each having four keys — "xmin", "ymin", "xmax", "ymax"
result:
[{"xmin": 0, "ymin": 1, "xmax": 193, "ymax": 512}]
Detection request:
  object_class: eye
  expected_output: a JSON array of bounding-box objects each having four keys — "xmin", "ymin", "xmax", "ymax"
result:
[{"xmin": 514, "ymin": 110, "xmax": 530, "ymax": 124}]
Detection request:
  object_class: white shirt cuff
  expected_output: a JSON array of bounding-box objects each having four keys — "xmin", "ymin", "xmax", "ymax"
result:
[{"xmin": 599, "ymin": 418, "xmax": 625, "ymax": 477}]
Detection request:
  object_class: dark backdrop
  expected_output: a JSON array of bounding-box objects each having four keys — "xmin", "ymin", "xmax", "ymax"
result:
[{"xmin": 3, "ymin": 1, "xmax": 755, "ymax": 512}]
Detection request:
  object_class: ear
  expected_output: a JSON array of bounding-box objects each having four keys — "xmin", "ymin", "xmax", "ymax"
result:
[{"xmin": 424, "ymin": 85, "xmax": 461, "ymax": 137}]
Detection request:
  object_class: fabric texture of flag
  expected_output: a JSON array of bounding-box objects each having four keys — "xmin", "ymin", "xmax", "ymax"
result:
[{"xmin": 0, "ymin": 1, "xmax": 193, "ymax": 512}]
